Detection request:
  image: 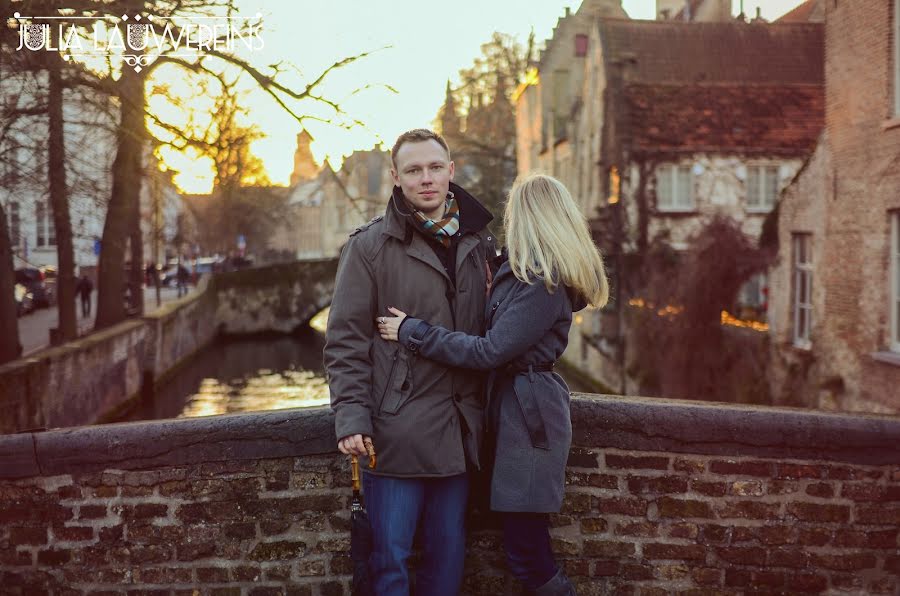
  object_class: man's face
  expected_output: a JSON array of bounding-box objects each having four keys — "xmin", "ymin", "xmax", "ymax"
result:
[{"xmin": 391, "ymin": 139, "xmax": 455, "ymax": 220}]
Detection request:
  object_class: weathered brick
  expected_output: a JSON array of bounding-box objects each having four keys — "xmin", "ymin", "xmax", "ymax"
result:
[
  {"xmin": 716, "ymin": 546, "xmax": 766, "ymax": 566},
  {"xmin": 643, "ymin": 542, "xmax": 705, "ymax": 561},
  {"xmin": 567, "ymin": 447, "xmax": 600, "ymax": 468},
  {"xmin": 730, "ymin": 481, "xmax": 764, "ymax": 496},
  {"xmin": 176, "ymin": 541, "xmax": 217, "ymax": 562},
  {"xmin": 804, "ymin": 482, "xmax": 834, "ymax": 498},
  {"xmin": 124, "ymin": 503, "xmax": 168, "ymax": 520},
  {"xmin": 605, "ymin": 454, "xmax": 669, "ymax": 470},
  {"xmin": 757, "ymin": 524, "xmax": 795, "ymax": 545},
  {"xmin": 699, "ymin": 524, "xmax": 729, "ymax": 544},
  {"xmin": 260, "ymin": 519, "xmax": 291, "ymax": 536},
  {"xmin": 566, "ymin": 472, "xmax": 618, "ymax": 489},
  {"xmin": 583, "ymin": 540, "xmax": 635, "ymax": 557},
  {"xmin": 812, "ymin": 552, "xmax": 878, "ymax": 571},
  {"xmin": 560, "ymin": 492, "xmax": 592, "ymax": 514},
  {"xmin": 690, "ymin": 481, "xmax": 728, "ymax": 497},
  {"xmin": 833, "ymin": 528, "xmax": 898, "ymax": 549},
  {"xmin": 673, "ymin": 458, "xmax": 706, "ymax": 474},
  {"xmin": 776, "ymin": 464, "xmax": 822, "ymax": 479},
  {"xmin": 785, "ymin": 572, "xmax": 827, "ymax": 593},
  {"xmin": 592, "ymin": 559, "xmax": 620, "ymax": 577},
  {"xmin": 551, "ymin": 538, "xmax": 580, "ymax": 556},
  {"xmin": 614, "ymin": 521, "xmax": 656, "ymax": 537},
  {"xmin": 9, "ymin": 527, "xmax": 47, "ymax": 546},
  {"xmin": 831, "ymin": 573, "xmax": 865, "ymax": 591},
  {"xmin": 224, "ymin": 522, "xmax": 257, "ymax": 539},
  {"xmin": 230, "ymin": 565, "xmax": 262, "ymax": 581},
  {"xmin": 657, "ymin": 497, "xmax": 713, "ymax": 519},
  {"xmin": 766, "ymin": 548, "xmax": 810, "ymax": 569},
  {"xmin": 330, "ymin": 553, "xmax": 353, "ymax": 575},
  {"xmin": 560, "ymin": 558, "xmax": 590, "ymax": 578},
  {"xmin": 51, "ymin": 526, "xmax": 93, "ymax": 542},
  {"xmin": 119, "ymin": 485, "xmax": 154, "ymax": 498},
  {"xmin": 692, "ymin": 568, "xmax": 721, "ymax": 585},
  {"xmin": 77, "ymin": 504, "xmax": 108, "ymax": 519},
  {"xmin": 36, "ymin": 549, "xmax": 71, "ymax": 566},
  {"xmin": 787, "ymin": 502, "xmax": 850, "ymax": 523},
  {"xmin": 869, "ymin": 577, "xmax": 899, "ymax": 594},
  {"xmin": 709, "ymin": 460, "xmax": 773, "ymax": 477},
  {"xmin": 657, "ymin": 562, "xmax": 690, "ymax": 581},
  {"xmin": 297, "ymin": 559, "xmax": 326, "ymax": 577},
  {"xmin": 796, "ymin": 527, "xmax": 831, "ymax": 546},
  {"xmin": 667, "ymin": 523, "xmax": 698, "ymax": 539},
  {"xmin": 627, "ymin": 475, "xmax": 688, "ymax": 495},
  {"xmin": 56, "ymin": 486, "xmax": 82, "ymax": 500},
  {"xmin": 857, "ymin": 505, "xmax": 900, "ymax": 524},
  {"xmin": 621, "ymin": 563, "xmax": 654, "ymax": 580},
  {"xmin": 767, "ymin": 480, "xmax": 801, "ymax": 495},
  {"xmin": 717, "ymin": 500, "xmax": 781, "ymax": 519},
  {"xmin": 594, "ymin": 496, "xmax": 648, "ymax": 516},
  {"xmin": 825, "ymin": 466, "xmax": 883, "ymax": 481},
  {"xmin": 248, "ymin": 540, "xmax": 308, "ymax": 561},
  {"xmin": 263, "ymin": 564, "xmax": 293, "ymax": 581},
  {"xmin": 196, "ymin": 566, "xmax": 230, "ymax": 582},
  {"xmin": 580, "ymin": 518, "xmax": 608, "ymax": 534},
  {"xmin": 842, "ymin": 482, "xmax": 900, "ymax": 501}
]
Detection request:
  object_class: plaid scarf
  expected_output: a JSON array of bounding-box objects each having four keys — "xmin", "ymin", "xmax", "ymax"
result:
[{"xmin": 411, "ymin": 193, "xmax": 460, "ymax": 248}]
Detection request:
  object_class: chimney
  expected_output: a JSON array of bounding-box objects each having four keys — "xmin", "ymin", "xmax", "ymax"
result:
[{"xmin": 564, "ymin": 6, "xmax": 571, "ymax": 17}]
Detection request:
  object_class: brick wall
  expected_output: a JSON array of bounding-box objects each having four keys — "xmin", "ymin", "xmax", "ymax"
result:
[
  {"xmin": 1, "ymin": 395, "xmax": 898, "ymax": 595},
  {"xmin": 822, "ymin": 0, "xmax": 900, "ymax": 411}
]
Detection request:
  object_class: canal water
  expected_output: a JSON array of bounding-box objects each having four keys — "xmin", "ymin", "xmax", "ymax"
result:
[{"xmin": 126, "ymin": 309, "xmax": 592, "ymax": 422}]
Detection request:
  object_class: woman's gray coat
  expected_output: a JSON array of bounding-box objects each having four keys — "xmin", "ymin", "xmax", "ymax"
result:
[{"xmin": 398, "ymin": 260, "xmax": 584, "ymax": 513}]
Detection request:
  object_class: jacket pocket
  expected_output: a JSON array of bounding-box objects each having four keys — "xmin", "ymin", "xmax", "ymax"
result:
[{"xmin": 379, "ymin": 349, "xmax": 413, "ymax": 415}]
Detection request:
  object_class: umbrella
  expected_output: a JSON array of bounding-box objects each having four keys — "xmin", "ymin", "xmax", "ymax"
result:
[{"xmin": 350, "ymin": 438, "xmax": 377, "ymax": 596}]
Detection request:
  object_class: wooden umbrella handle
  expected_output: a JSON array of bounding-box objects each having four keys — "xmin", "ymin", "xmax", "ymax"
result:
[
  {"xmin": 350, "ymin": 454, "xmax": 361, "ymax": 492},
  {"xmin": 364, "ymin": 437, "xmax": 377, "ymax": 469}
]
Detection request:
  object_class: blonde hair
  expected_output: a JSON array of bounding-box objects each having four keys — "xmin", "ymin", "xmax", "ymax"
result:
[{"xmin": 504, "ymin": 173, "xmax": 610, "ymax": 308}]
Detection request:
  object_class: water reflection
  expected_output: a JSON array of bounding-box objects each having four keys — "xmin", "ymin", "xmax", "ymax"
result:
[{"xmin": 123, "ymin": 324, "xmax": 330, "ymax": 422}]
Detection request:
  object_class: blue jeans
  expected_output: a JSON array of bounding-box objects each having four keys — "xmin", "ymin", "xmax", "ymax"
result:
[
  {"xmin": 501, "ymin": 512, "xmax": 559, "ymax": 591},
  {"xmin": 363, "ymin": 472, "xmax": 469, "ymax": 596}
]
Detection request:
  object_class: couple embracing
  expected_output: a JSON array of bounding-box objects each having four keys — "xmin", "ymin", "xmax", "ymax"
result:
[{"xmin": 324, "ymin": 129, "xmax": 609, "ymax": 596}]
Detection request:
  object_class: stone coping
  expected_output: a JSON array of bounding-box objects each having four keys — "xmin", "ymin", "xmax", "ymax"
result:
[{"xmin": 1, "ymin": 395, "xmax": 898, "ymax": 480}]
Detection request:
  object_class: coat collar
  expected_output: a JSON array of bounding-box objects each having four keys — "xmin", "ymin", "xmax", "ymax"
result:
[{"xmin": 383, "ymin": 182, "xmax": 493, "ymax": 241}]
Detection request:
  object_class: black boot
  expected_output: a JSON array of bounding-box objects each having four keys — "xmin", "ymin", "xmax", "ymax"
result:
[{"xmin": 533, "ymin": 569, "xmax": 576, "ymax": 596}]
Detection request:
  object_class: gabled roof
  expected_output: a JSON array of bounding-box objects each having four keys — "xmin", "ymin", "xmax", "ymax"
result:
[
  {"xmin": 776, "ymin": 0, "xmax": 824, "ymax": 23},
  {"xmin": 597, "ymin": 19, "xmax": 824, "ymax": 85},
  {"xmin": 623, "ymin": 84, "xmax": 824, "ymax": 155}
]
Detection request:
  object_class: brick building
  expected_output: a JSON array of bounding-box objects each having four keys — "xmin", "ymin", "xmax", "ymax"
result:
[
  {"xmin": 273, "ymin": 138, "xmax": 392, "ymax": 259},
  {"xmin": 769, "ymin": 0, "xmax": 900, "ymax": 414},
  {"xmin": 516, "ymin": 13, "xmax": 825, "ymax": 395}
]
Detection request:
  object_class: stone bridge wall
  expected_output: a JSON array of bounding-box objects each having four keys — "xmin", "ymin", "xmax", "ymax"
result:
[
  {"xmin": 0, "ymin": 259, "xmax": 338, "ymax": 435},
  {"xmin": 0, "ymin": 396, "xmax": 897, "ymax": 595}
]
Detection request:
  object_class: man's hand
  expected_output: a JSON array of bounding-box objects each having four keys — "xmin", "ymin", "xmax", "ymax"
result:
[{"xmin": 338, "ymin": 433, "xmax": 371, "ymax": 456}]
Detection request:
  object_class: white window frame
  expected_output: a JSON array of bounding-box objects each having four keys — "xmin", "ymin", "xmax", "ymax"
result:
[
  {"xmin": 35, "ymin": 200, "xmax": 56, "ymax": 248},
  {"xmin": 894, "ymin": 0, "xmax": 900, "ymax": 116},
  {"xmin": 8, "ymin": 201, "xmax": 20, "ymax": 248},
  {"xmin": 746, "ymin": 163, "xmax": 780, "ymax": 212},
  {"xmin": 891, "ymin": 212, "xmax": 900, "ymax": 352},
  {"xmin": 656, "ymin": 163, "xmax": 695, "ymax": 212},
  {"xmin": 792, "ymin": 233, "xmax": 813, "ymax": 349}
]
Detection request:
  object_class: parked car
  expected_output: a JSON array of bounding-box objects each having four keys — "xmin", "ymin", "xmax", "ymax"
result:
[
  {"xmin": 14, "ymin": 283, "xmax": 34, "ymax": 316},
  {"xmin": 15, "ymin": 267, "xmax": 54, "ymax": 308}
]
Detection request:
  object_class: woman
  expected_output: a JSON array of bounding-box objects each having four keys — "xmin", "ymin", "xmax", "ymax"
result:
[{"xmin": 377, "ymin": 173, "xmax": 609, "ymax": 595}]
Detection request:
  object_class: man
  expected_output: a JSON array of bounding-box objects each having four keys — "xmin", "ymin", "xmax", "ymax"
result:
[
  {"xmin": 324, "ymin": 129, "xmax": 496, "ymax": 595},
  {"xmin": 76, "ymin": 274, "xmax": 93, "ymax": 317}
]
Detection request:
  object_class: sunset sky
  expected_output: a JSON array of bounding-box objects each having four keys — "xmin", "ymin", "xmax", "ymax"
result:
[{"xmin": 153, "ymin": 0, "xmax": 808, "ymax": 193}]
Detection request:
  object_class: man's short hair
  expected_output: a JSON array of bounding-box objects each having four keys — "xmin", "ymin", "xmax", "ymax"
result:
[{"xmin": 391, "ymin": 129, "xmax": 451, "ymax": 168}]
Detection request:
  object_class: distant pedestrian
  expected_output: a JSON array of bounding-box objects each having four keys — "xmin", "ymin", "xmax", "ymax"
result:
[
  {"xmin": 176, "ymin": 264, "xmax": 189, "ymax": 297},
  {"xmin": 76, "ymin": 274, "xmax": 93, "ymax": 317}
]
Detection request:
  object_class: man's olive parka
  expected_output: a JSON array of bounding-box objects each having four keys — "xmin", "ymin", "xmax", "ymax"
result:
[{"xmin": 324, "ymin": 183, "xmax": 495, "ymax": 477}]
